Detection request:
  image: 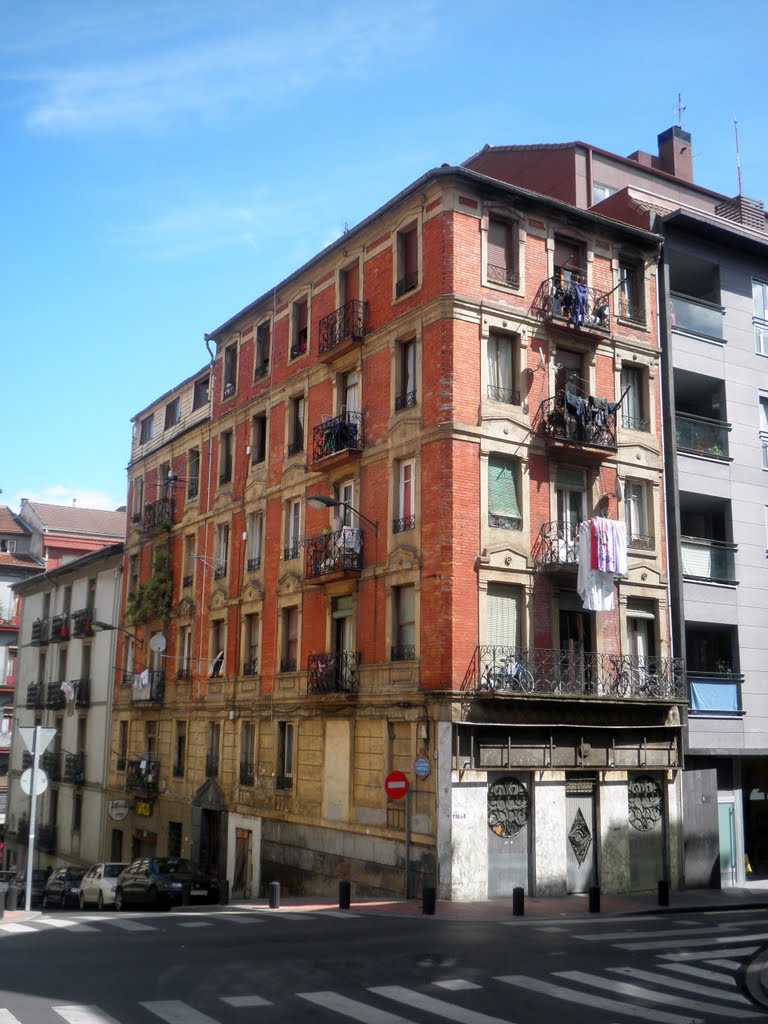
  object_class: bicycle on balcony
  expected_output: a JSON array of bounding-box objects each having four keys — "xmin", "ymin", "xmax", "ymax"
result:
[{"xmin": 482, "ymin": 657, "xmax": 535, "ymax": 694}]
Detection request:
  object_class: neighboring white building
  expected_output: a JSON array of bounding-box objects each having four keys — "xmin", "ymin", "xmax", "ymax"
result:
[{"xmin": 6, "ymin": 543, "xmax": 123, "ymax": 874}]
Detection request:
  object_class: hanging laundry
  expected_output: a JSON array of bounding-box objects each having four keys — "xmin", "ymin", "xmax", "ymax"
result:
[
  {"xmin": 571, "ymin": 283, "xmax": 588, "ymax": 326},
  {"xmin": 60, "ymin": 680, "xmax": 76, "ymax": 702},
  {"xmin": 577, "ymin": 520, "xmax": 615, "ymax": 611}
]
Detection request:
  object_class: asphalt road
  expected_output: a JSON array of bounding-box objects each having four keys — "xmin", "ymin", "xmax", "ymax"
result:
[{"xmin": 0, "ymin": 904, "xmax": 766, "ymax": 1023}]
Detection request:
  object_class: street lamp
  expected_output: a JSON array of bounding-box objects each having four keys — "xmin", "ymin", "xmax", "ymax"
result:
[
  {"xmin": 91, "ymin": 620, "xmax": 137, "ymax": 638},
  {"xmin": 306, "ymin": 494, "xmax": 378, "ymax": 536}
]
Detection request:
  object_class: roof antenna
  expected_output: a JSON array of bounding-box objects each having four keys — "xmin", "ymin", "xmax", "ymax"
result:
[
  {"xmin": 734, "ymin": 117, "xmax": 743, "ymax": 196},
  {"xmin": 676, "ymin": 93, "xmax": 686, "ymax": 128}
]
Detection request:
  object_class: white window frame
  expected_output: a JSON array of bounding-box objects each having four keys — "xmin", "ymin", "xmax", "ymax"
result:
[
  {"xmin": 215, "ymin": 523, "xmax": 229, "ymax": 576},
  {"xmin": 625, "ymin": 479, "xmax": 649, "ymax": 542},
  {"xmin": 247, "ymin": 511, "xmax": 264, "ymax": 566},
  {"xmin": 398, "ymin": 459, "xmax": 415, "ymax": 526}
]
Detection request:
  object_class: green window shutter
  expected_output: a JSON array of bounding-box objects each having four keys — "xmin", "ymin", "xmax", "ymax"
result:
[
  {"xmin": 486, "ymin": 584, "xmax": 521, "ymax": 649},
  {"xmin": 488, "ymin": 456, "xmax": 521, "ymax": 521}
]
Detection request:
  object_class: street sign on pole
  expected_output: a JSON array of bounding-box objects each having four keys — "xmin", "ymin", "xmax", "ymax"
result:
[
  {"xmin": 18, "ymin": 725, "xmax": 56, "ymax": 913},
  {"xmin": 20, "ymin": 768, "xmax": 48, "ymax": 796},
  {"xmin": 414, "ymin": 757, "xmax": 431, "ymax": 778},
  {"xmin": 384, "ymin": 770, "xmax": 409, "ymax": 801},
  {"xmin": 18, "ymin": 727, "xmax": 56, "ymax": 754}
]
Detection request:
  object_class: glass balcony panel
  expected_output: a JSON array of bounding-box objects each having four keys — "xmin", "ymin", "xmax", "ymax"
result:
[
  {"xmin": 681, "ymin": 537, "xmax": 736, "ymax": 583},
  {"xmin": 670, "ymin": 294, "xmax": 723, "ymax": 339},
  {"xmin": 676, "ymin": 413, "xmax": 730, "ymax": 458}
]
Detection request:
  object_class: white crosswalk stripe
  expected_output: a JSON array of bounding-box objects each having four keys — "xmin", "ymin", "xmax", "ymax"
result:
[
  {"xmin": 177, "ymin": 921, "xmax": 213, "ymax": 928},
  {"xmin": 607, "ymin": 966, "xmax": 753, "ymax": 1005},
  {"xmin": 555, "ymin": 970, "xmax": 761, "ymax": 1019},
  {"xmin": 617, "ymin": 929, "xmax": 768, "ymax": 952},
  {"xmin": 99, "ymin": 918, "xmax": 155, "ymax": 932},
  {"xmin": 299, "ymin": 991, "xmax": 416, "ymax": 1023},
  {"xmin": 580, "ymin": 924, "xmax": 746, "ymax": 943},
  {"xmin": 660, "ymin": 962, "xmax": 739, "ymax": 987},
  {"xmin": 433, "ymin": 980, "xmax": 482, "ymax": 991},
  {"xmin": 0, "ymin": 1011, "xmax": 22, "ymax": 1023},
  {"xmin": 659, "ymin": 946, "xmax": 760, "ymax": 961},
  {"xmin": 220, "ymin": 995, "xmax": 272, "ymax": 1007},
  {"xmin": 38, "ymin": 920, "xmax": 99, "ymax": 933},
  {"xmin": 53, "ymin": 1007, "xmax": 123, "ymax": 1024},
  {"xmin": 707, "ymin": 959, "xmax": 745, "ymax": 970},
  {"xmin": 0, "ymin": 924, "xmax": 37, "ymax": 935},
  {"xmin": 371, "ymin": 984, "xmax": 514, "ymax": 1023},
  {"xmin": 497, "ymin": 974, "xmax": 702, "ymax": 1023},
  {"xmin": 140, "ymin": 1001, "xmax": 220, "ymax": 1024}
]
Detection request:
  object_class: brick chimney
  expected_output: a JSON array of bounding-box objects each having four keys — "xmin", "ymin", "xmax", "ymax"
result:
[{"xmin": 657, "ymin": 126, "xmax": 693, "ymax": 182}]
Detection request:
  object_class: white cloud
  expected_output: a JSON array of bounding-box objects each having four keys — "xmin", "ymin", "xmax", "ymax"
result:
[{"xmin": 11, "ymin": 485, "xmax": 124, "ymax": 513}]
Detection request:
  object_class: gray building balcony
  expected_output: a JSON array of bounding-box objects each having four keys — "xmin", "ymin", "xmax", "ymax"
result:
[
  {"xmin": 681, "ymin": 536, "xmax": 737, "ymax": 584},
  {"xmin": 676, "ymin": 412, "xmax": 730, "ymax": 460},
  {"xmin": 670, "ymin": 293, "xmax": 724, "ymax": 340}
]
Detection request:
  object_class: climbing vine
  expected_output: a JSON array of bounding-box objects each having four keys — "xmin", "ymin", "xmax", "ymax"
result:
[{"xmin": 126, "ymin": 549, "xmax": 173, "ymax": 624}]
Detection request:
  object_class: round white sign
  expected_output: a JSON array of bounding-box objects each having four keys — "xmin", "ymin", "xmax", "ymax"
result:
[{"xmin": 20, "ymin": 767, "xmax": 48, "ymax": 796}]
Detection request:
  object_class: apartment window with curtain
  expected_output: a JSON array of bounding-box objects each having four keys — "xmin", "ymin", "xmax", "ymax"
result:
[
  {"xmin": 754, "ymin": 280, "xmax": 768, "ymax": 356},
  {"xmin": 214, "ymin": 523, "xmax": 229, "ymax": 579},
  {"xmin": 223, "ymin": 342, "xmax": 238, "ymax": 398},
  {"xmin": 395, "ymin": 338, "xmax": 417, "ymax": 411},
  {"xmin": 246, "ymin": 511, "xmax": 264, "ymax": 571},
  {"xmin": 618, "ymin": 258, "xmax": 645, "ymax": 322},
  {"xmin": 625, "ymin": 479, "xmax": 653, "ymax": 548},
  {"xmin": 206, "ymin": 722, "xmax": 221, "ymax": 777},
  {"xmin": 284, "ymin": 501, "xmax": 301, "ymax": 560},
  {"xmin": 281, "ymin": 607, "xmax": 298, "ymax": 672},
  {"xmin": 219, "ymin": 430, "xmax": 233, "ymax": 485},
  {"xmin": 391, "ymin": 585, "xmax": 416, "ymax": 661},
  {"xmin": 164, "ymin": 397, "xmax": 180, "ymax": 430},
  {"xmin": 140, "ymin": 415, "xmax": 154, "ymax": 444},
  {"xmin": 486, "ymin": 583, "xmax": 522, "ymax": 651},
  {"xmin": 276, "ymin": 721, "xmax": 294, "ymax": 789},
  {"xmin": 177, "ymin": 624, "xmax": 192, "ymax": 679},
  {"xmin": 182, "ymin": 535, "xmax": 195, "ymax": 588},
  {"xmin": 486, "ymin": 217, "xmax": 519, "ymax": 288},
  {"xmin": 488, "ymin": 456, "xmax": 522, "ymax": 530},
  {"xmin": 251, "ymin": 412, "xmax": 267, "ymax": 465},
  {"xmin": 243, "ymin": 613, "xmax": 259, "ymax": 675},
  {"xmin": 209, "ymin": 620, "xmax": 225, "ymax": 678},
  {"xmin": 288, "ymin": 396, "xmax": 304, "ymax": 455},
  {"xmin": 193, "ymin": 375, "xmax": 209, "ymax": 410},
  {"xmin": 255, "ymin": 320, "xmax": 271, "ymax": 377},
  {"xmin": 487, "ymin": 331, "xmax": 518, "ymax": 405},
  {"xmin": 395, "ymin": 224, "xmax": 418, "ymax": 298},
  {"xmin": 393, "ymin": 459, "xmax": 415, "ymax": 533},
  {"xmin": 291, "ymin": 298, "xmax": 308, "ymax": 358},
  {"xmin": 620, "ymin": 365, "xmax": 648, "ymax": 431},
  {"xmin": 187, "ymin": 448, "xmax": 200, "ymax": 499},
  {"xmin": 173, "ymin": 721, "xmax": 186, "ymax": 777},
  {"xmin": 240, "ymin": 721, "xmax": 256, "ymax": 786},
  {"xmin": 132, "ymin": 478, "xmax": 144, "ymax": 522}
]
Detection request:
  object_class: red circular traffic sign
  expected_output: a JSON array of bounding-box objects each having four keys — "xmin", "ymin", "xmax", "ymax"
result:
[{"xmin": 384, "ymin": 770, "xmax": 409, "ymax": 800}]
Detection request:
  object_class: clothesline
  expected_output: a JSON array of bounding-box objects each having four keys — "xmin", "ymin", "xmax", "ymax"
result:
[{"xmin": 576, "ymin": 517, "xmax": 628, "ymax": 612}]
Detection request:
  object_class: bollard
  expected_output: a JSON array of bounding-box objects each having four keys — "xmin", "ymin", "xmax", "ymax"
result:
[
  {"xmin": 512, "ymin": 886, "xmax": 525, "ymax": 917},
  {"xmin": 422, "ymin": 886, "xmax": 436, "ymax": 916},
  {"xmin": 6, "ymin": 887, "xmax": 18, "ymax": 912},
  {"xmin": 181, "ymin": 882, "xmax": 191, "ymax": 907},
  {"xmin": 588, "ymin": 885, "xmax": 601, "ymax": 913},
  {"xmin": 219, "ymin": 880, "xmax": 230, "ymax": 906},
  {"xmin": 268, "ymin": 881, "xmax": 281, "ymax": 909},
  {"xmin": 339, "ymin": 880, "xmax": 351, "ymax": 910},
  {"xmin": 658, "ymin": 879, "xmax": 670, "ymax": 907}
]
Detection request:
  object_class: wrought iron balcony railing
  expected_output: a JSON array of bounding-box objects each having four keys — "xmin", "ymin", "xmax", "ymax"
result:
[
  {"xmin": 621, "ymin": 413, "xmax": 650, "ymax": 432},
  {"xmin": 305, "ymin": 527, "xmax": 362, "ymax": 579},
  {"xmin": 143, "ymin": 497, "xmax": 174, "ymax": 532},
  {"xmin": 531, "ymin": 277, "xmax": 611, "ymax": 332},
  {"xmin": 628, "ymin": 532, "xmax": 655, "ymax": 550},
  {"xmin": 239, "ymin": 761, "xmax": 255, "ymax": 786},
  {"xmin": 394, "ymin": 389, "xmax": 417, "ymax": 412},
  {"xmin": 617, "ymin": 297, "xmax": 646, "ymax": 324},
  {"xmin": 46, "ymin": 683, "xmax": 66, "ymax": 710},
  {"xmin": 393, "ymin": 515, "xmax": 415, "ymax": 534},
  {"xmin": 246, "ymin": 557, "xmax": 261, "ymax": 572},
  {"xmin": 64, "ymin": 753, "xmax": 86, "ymax": 784},
  {"xmin": 283, "ymin": 542, "xmax": 301, "ymax": 562},
  {"xmin": 681, "ymin": 536, "xmax": 737, "ymax": 584},
  {"xmin": 49, "ymin": 614, "xmax": 69, "ymax": 643},
  {"xmin": 537, "ymin": 393, "xmax": 617, "ymax": 450},
  {"xmin": 253, "ymin": 359, "xmax": 269, "ymax": 379},
  {"xmin": 280, "ymin": 656, "xmax": 297, "ymax": 673},
  {"xmin": 675, "ymin": 412, "xmax": 730, "ymax": 459},
  {"xmin": 670, "ymin": 293, "xmax": 723, "ymax": 339},
  {"xmin": 318, "ymin": 299, "xmax": 368, "ymax": 355},
  {"xmin": 287, "ymin": 437, "xmax": 304, "ymax": 456},
  {"xmin": 532, "ymin": 521, "xmax": 579, "ymax": 570},
  {"xmin": 307, "ymin": 650, "xmax": 360, "ymax": 695},
  {"xmin": 69, "ymin": 678, "xmax": 91, "ymax": 707},
  {"xmin": 214, "ymin": 564, "xmax": 226, "ymax": 580},
  {"xmin": 243, "ymin": 660, "xmax": 258, "ymax": 676},
  {"xmin": 312, "ymin": 410, "xmax": 364, "ymax": 463},
  {"xmin": 72, "ymin": 608, "xmax": 94, "ymax": 638},
  {"xmin": 463, "ymin": 645, "xmax": 686, "ymax": 702},
  {"xmin": 487, "ymin": 384, "xmax": 521, "ymax": 406},
  {"xmin": 126, "ymin": 759, "xmax": 160, "ymax": 795},
  {"xmin": 187, "ymin": 480, "xmax": 199, "ymax": 499},
  {"xmin": 289, "ymin": 333, "xmax": 308, "ymax": 360},
  {"xmin": 487, "ymin": 263, "xmax": 520, "ymax": 288},
  {"xmin": 30, "ymin": 618, "xmax": 50, "ymax": 645},
  {"xmin": 130, "ymin": 670, "xmax": 165, "ymax": 702},
  {"xmin": 391, "ymin": 644, "xmax": 416, "ymax": 662},
  {"xmin": 395, "ymin": 271, "xmax": 418, "ymax": 298},
  {"xmin": 26, "ymin": 683, "xmax": 44, "ymax": 709},
  {"xmin": 41, "ymin": 750, "xmax": 62, "ymax": 781}
]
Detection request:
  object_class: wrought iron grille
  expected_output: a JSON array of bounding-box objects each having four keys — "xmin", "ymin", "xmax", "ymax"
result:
[
  {"xmin": 394, "ymin": 390, "xmax": 417, "ymax": 412},
  {"xmin": 487, "ymin": 264, "xmax": 520, "ymax": 288},
  {"xmin": 72, "ymin": 679, "xmax": 91, "ymax": 707},
  {"xmin": 395, "ymin": 271, "xmax": 418, "ymax": 298},
  {"xmin": 393, "ymin": 515, "xmax": 415, "ymax": 534},
  {"xmin": 46, "ymin": 683, "xmax": 66, "ymax": 710},
  {"xmin": 182, "ymin": 575, "xmax": 193, "ymax": 588},
  {"xmin": 532, "ymin": 521, "xmax": 579, "ymax": 569},
  {"xmin": 64, "ymin": 753, "xmax": 86, "ymax": 784},
  {"xmin": 531, "ymin": 276, "xmax": 611, "ymax": 332},
  {"xmin": 305, "ymin": 527, "xmax": 362, "ymax": 579},
  {"xmin": 243, "ymin": 660, "xmax": 258, "ymax": 676},
  {"xmin": 488, "ymin": 513, "xmax": 522, "ymax": 531},
  {"xmin": 621, "ymin": 414, "xmax": 651, "ymax": 432},
  {"xmin": 537, "ymin": 394, "xmax": 617, "ymax": 450},
  {"xmin": 628, "ymin": 775, "xmax": 663, "ymax": 831},
  {"xmin": 487, "ymin": 384, "xmax": 521, "ymax": 405},
  {"xmin": 240, "ymin": 762, "xmax": 255, "ymax": 786},
  {"xmin": 214, "ymin": 564, "xmax": 226, "ymax": 580},
  {"xmin": 247, "ymin": 557, "xmax": 261, "ymax": 572},
  {"xmin": 391, "ymin": 644, "xmax": 416, "ymax": 662},
  {"xmin": 125, "ymin": 759, "xmax": 160, "ymax": 795},
  {"xmin": 26, "ymin": 684, "xmax": 44, "ymax": 709},
  {"xmin": 72, "ymin": 608, "xmax": 94, "ymax": 638},
  {"xmin": 307, "ymin": 650, "xmax": 360, "ymax": 695},
  {"xmin": 628, "ymin": 533, "xmax": 655, "ymax": 550},
  {"xmin": 283, "ymin": 543, "xmax": 301, "ymax": 562},
  {"xmin": 312, "ymin": 410, "xmax": 364, "ymax": 463},
  {"xmin": 143, "ymin": 497, "xmax": 174, "ymax": 532},
  {"xmin": 187, "ymin": 481, "xmax": 199, "ymax": 499},
  {"xmin": 289, "ymin": 337, "xmax": 308, "ymax": 360},
  {"xmin": 618, "ymin": 299, "xmax": 646, "ymax": 324},
  {"xmin": 130, "ymin": 670, "xmax": 165, "ymax": 701},
  {"xmin": 31, "ymin": 619, "xmax": 50, "ymax": 645},
  {"xmin": 253, "ymin": 360, "xmax": 269, "ymax": 379},
  {"xmin": 41, "ymin": 750, "xmax": 61, "ymax": 781},
  {"xmin": 318, "ymin": 299, "xmax": 368, "ymax": 354},
  {"xmin": 49, "ymin": 614, "xmax": 69, "ymax": 643},
  {"xmin": 463, "ymin": 645, "xmax": 686, "ymax": 702}
]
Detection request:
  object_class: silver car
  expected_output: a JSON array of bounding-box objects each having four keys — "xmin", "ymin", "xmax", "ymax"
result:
[{"xmin": 78, "ymin": 862, "xmax": 129, "ymax": 910}]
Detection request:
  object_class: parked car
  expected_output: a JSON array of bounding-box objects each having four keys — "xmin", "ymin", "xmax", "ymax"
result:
[
  {"xmin": 79, "ymin": 862, "xmax": 129, "ymax": 910},
  {"xmin": 42, "ymin": 866, "xmax": 87, "ymax": 909},
  {"xmin": 115, "ymin": 857, "xmax": 220, "ymax": 911},
  {"xmin": 7, "ymin": 868, "xmax": 47, "ymax": 907}
]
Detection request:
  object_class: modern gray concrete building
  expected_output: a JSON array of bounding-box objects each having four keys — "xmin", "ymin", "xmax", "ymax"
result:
[{"xmin": 465, "ymin": 127, "xmax": 768, "ymax": 888}]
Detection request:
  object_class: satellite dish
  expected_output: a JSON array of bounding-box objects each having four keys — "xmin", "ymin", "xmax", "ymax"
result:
[{"xmin": 149, "ymin": 633, "xmax": 167, "ymax": 654}]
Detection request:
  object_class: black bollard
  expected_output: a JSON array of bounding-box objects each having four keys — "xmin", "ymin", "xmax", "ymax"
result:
[
  {"xmin": 512, "ymin": 886, "xmax": 525, "ymax": 917},
  {"xmin": 588, "ymin": 885, "xmax": 601, "ymax": 913},
  {"xmin": 339, "ymin": 880, "xmax": 351, "ymax": 910},
  {"xmin": 219, "ymin": 880, "xmax": 229, "ymax": 906},
  {"xmin": 268, "ymin": 881, "xmax": 281, "ymax": 909},
  {"xmin": 422, "ymin": 886, "xmax": 436, "ymax": 915},
  {"xmin": 181, "ymin": 883, "xmax": 191, "ymax": 907},
  {"xmin": 6, "ymin": 887, "xmax": 18, "ymax": 912},
  {"xmin": 658, "ymin": 879, "xmax": 670, "ymax": 907}
]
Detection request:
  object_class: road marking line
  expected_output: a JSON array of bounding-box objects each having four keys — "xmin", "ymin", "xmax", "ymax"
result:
[
  {"xmin": 249, "ymin": 911, "xmax": 311, "ymax": 920},
  {"xmin": 320, "ymin": 910, "xmax": 362, "ymax": 918},
  {"xmin": 660, "ymin": 963, "xmax": 738, "ymax": 987},
  {"xmin": 0, "ymin": 924, "xmax": 37, "ymax": 934},
  {"xmin": 433, "ymin": 980, "xmax": 482, "ymax": 991},
  {"xmin": 659, "ymin": 946, "xmax": 759, "ymax": 961},
  {"xmin": 706, "ymin": 959, "xmax": 745, "ymax": 969},
  {"xmin": 371, "ymin": 984, "xmax": 514, "ymax": 1023},
  {"xmin": 220, "ymin": 995, "xmax": 272, "ymax": 1007},
  {"xmin": 53, "ymin": 1007, "xmax": 123, "ymax": 1024},
  {"xmin": 38, "ymin": 919, "xmax": 97, "ymax": 931},
  {"xmin": 496, "ymin": 975, "xmax": 701, "ymax": 1024},
  {"xmin": 580, "ymin": 925, "xmax": 745, "ymax": 942},
  {"xmin": 140, "ymin": 1001, "xmax": 220, "ymax": 1023},
  {"xmin": 0, "ymin": 1010, "xmax": 22, "ymax": 1023},
  {"xmin": 618, "ymin": 931, "xmax": 768, "ymax": 950},
  {"xmin": 177, "ymin": 922, "xmax": 213, "ymax": 928},
  {"xmin": 556, "ymin": 970, "xmax": 759, "ymax": 1019},
  {"xmin": 298, "ymin": 991, "xmax": 415, "ymax": 1023},
  {"xmin": 607, "ymin": 967, "xmax": 752, "ymax": 1005},
  {"xmin": 100, "ymin": 918, "xmax": 155, "ymax": 931}
]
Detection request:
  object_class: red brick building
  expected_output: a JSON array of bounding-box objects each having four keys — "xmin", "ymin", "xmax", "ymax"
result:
[{"xmin": 110, "ymin": 160, "xmax": 683, "ymax": 899}]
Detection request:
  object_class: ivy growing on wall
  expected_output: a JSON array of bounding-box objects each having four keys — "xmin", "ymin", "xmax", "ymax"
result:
[{"xmin": 126, "ymin": 549, "xmax": 173, "ymax": 624}]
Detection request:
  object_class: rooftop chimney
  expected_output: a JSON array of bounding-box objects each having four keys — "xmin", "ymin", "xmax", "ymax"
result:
[
  {"xmin": 20, "ymin": 498, "xmax": 27, "ymax": 506},
  {"xmin": 657, "ymin": 126, "xmax": 693, "ymax": 182}
]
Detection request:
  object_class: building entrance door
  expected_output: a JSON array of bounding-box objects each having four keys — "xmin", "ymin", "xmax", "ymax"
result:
[
  {"xmin": 718, "ymin": 799, "xmax": 737, "ymax": 887},
  {"xmin": 566, "ymin": 778, "xmax": 596, "ymax": 893},
  {"xmin": 487, "ymin": 774, "xmax": 530, "ymax": 897},
  {"xmin": 232, "ymin": 828, "xmax": 252, "ymax": 898},
  {"xmin": 628, "ymin": 773, "xmax": 665, "ymax": 891}
]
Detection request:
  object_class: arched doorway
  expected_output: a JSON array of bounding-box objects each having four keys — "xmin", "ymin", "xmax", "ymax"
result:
[{"xmin": 190, "ymin": 779, "xmax": 228, "ymax": 879}]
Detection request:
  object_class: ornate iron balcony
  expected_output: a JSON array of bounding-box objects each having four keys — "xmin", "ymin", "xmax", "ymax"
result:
[
  {"xmin": 621, "ymin": 414, "xmax": 650, "ymax": 432},
  {"xmin": 487, "ymin": 384, "xmax": 521, "ymax": 405},
  {"xmin": 617, "ymin": 298, "xmax": 646, "ymax": 324},
  {"xmin": 538, "ymin": 393, "xmax": 617, "ymax": 450},
  {"xmin": 307, "ymin": 650, "xmax": 360, "ymax": 695},
  {"xmin": 395, "ymin": 271, "xmax": 418, "ymax": 298},
  {"xmin": 463, "ymin": 645, "xmax": 686, "ymax": 702},
  {"xmin": 318, "ymin": 299, "xmax": 368, "ymax": 355},
  {"xmin": 240, "ymin": 762, "xmax": 255, "ymax": 786},
  {"xmin": 393, "ymin": 515, "xmax": 415, "ymax": 534},
  {"xmin": 246, "ymin": 557, "xmax": 261, "ymax": 572},
  {"xmin": 49, "ymin": 614, "xmax": 69, "ymax": 643},
  {"xmin": 72, "ymin": 608, "xmax": 94, "ymax": 638},
  {"xmin": 283, "ymin": 542, "xmax": 301, "ymax": 562},
  {"xmin": 531, "ymin": 276, "xmax": 611, "ymax": 332},
  {"xmin": 41, "ymin": 750, "xmax": 61, "ymax": 781},
  {"xmin": 71, "ymin": 678, "xmax": 90, "ymax": 708},
  {"xmin": 64, "ymin": 753, "xmax": 86, "ymax": 785},
  {"xmin": 243, "ymin": 660, "xmax": 258, "ymax": 676},
  {"xmin": 126, "ymin": 759, "xmax": 160, "ymax": 795},
  {"xmin": 254, "ymin": 360, "xmax": 269, "ymax": 379},
  {"xmin": 187, "ymin": 481, "xmax": 199, "ymax": 499},
  {"xmin": 394, "ymin": 389, "xmax": 417, "ymax": 412},
  {"xmin": 676, "ymin": 412, "xmax": 730, "ymax": 459},
  {"xmin": 305, "ymin": 527, "xmax": 362, "ymax": 579},
  {"xmin": 391, "ymin": 644, "xmax": 415, "ymax": 662},
  {"xmin": 30, "ymin": 619, "xmax": 50, "ymax": 645},
  {"xmin": 487, "ymin": 263, "xmax": 520, "ymax": 288},
  {"xmin": 46, "ymin": 683, "xmax": 66, "ymax": 710},
  {"xmin": 312, "ymin": 410, "xmax": 364, "ymax": 463},
  {"xmin": 532, "ymin": 521, "xmax": 579, "ymax": 570},
  {"xmin": 143, "ymin": 497, "xmax": 174, "ymax": 532},
  {"xmin": 26, "ymin": 684, "xmax": 44, "ymax": 709},
  {"xmin": 214, "ymin": 564, "xmax": 226, "ymax": 580},
  {"xmin": 130, "ymin": 670, "xmax": 165, "ymax": 702},
  {"xmin": 628, "ymin": 533, "xmax": 655, "ymax": 550}
]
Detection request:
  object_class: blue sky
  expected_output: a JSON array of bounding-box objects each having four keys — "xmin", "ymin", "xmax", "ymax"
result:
[{"xmin": 2, "ymin": 0, "xmax": 765, "ymax": 513}]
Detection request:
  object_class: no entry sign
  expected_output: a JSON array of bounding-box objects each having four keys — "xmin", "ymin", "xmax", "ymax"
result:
[{"xmin": 384, "ymin": 770, "xmax": 409, "ymax": 800}]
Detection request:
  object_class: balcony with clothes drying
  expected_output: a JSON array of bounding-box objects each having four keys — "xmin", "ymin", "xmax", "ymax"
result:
[
  {"xmin": 531, "ymin": 275, "xmax": 611, "ymax": 335},
  {"xmin": 537, "ymin": 388, "xmax": 622, "ymax": 458},
  {"xmin": 306, "ymin": 650, "xmax": 360, "ymax": 695},
  {"xmin": 49, "ymin": 614, "xmax": 69, "ymax": 643},
  {"xmin": 532, "ymin": 521, "xmax": 580, "ymax": 571},
  {"xmin": 311, "ymin": 410, "xmax": 364, "ymax": 468}
]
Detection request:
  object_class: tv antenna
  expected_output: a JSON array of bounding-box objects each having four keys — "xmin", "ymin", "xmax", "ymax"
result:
[
  {"xmin": 676, "ymin": 93, "xmax": 686, "ymax": 128},
  {"xmin": 734, "ymin": 118, "xmax": 743, "ymax": 196}
]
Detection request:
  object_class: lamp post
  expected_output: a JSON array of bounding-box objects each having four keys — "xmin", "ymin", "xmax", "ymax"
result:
[{"xmin": 306, "ymin": 494, "xmax": 378, "ymax": 536}]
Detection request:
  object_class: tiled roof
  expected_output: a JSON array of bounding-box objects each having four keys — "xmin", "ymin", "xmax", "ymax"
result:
[
  {"xmin": 0, "ymin": 507, "xmax": 29, "ymax": 535},
  {"xmin": 26, "ymin": 502, "xmax": 125, "ymax": 538},
  {"xmin": 0, "ymin": 552, "xmax": 44, "ymax": 571}
]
